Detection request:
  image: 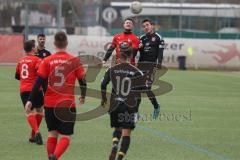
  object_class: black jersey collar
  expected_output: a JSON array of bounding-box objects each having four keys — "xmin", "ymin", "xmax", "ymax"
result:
[
  {"xmin": 146, "ymin": 31, "xmax": 155, "ymax": 37},
  {"xmin": 124, "ymin": 29, "xmax": 132, "ymax": 34},
  {"xmin": 37, "ymin": 46, "xmax": 45, "ymax": 51}
]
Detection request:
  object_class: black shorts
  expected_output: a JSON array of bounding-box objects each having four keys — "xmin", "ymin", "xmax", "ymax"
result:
[
  {"xmin": 110, "ymin": 100, "xmax": 141, "ymax": 130},
  {"xmin": 20, "ymin": 91, "xmax": 44, "ymax": 109},
  {"xmin": 137, "ymin": 62, "xmax": 156, "ymax": 87},
  {"xmin": 44, "ymin": 107, "xmax": 76, "ymax": 135}
]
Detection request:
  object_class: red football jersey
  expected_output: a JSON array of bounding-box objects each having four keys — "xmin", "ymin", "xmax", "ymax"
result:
[
  {"xmin": 15, "ymin": 55, "xmax": 41, "ymax": 93},
  {"xmin": 111, "ymin": 32, "xmax": 139, "ymax": 64},
  {"xmin": 37, "ymin": 51, "xmax": 85, "ymax": 108}
]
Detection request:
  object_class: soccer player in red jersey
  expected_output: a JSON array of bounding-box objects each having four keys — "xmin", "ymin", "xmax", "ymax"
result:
[
  {"xmin": 103, "ymin": 18, "xmax": 139, "ymax": 65},
  {"xmin": 25, "ymin": 31, "xmax": 86, "ymax": 160},
  {"xmin": 15, "ymin": 40, "xmax": 44, "ymax": 145}
]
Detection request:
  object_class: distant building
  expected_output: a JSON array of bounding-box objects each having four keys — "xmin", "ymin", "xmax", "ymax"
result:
[{"xmin": 110, "ymin": 2, "xmax": 240, "ymax": 33}]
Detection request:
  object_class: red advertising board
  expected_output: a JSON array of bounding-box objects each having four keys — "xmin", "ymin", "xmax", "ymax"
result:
[{"xmin": 0, "ymin": 35, "xmax": 24, "ymax": 64}]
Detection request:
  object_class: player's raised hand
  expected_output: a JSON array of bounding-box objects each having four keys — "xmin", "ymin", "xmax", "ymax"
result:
[
  {"xmin": 79, "ymin": 96, "xmax": 85, "ymax": 104},
  {"xmin": 25, "ymin": 101, "xmax": 32, "ymax": 114}
]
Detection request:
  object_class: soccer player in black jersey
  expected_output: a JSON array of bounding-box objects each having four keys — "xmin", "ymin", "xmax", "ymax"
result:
[
  {"xmin": 138, "ymin": 19, "xmax": 165, "ymax": 119},
  {"xmin": 35, "ymin": 33, "xmax": 51, "ymax": 59},
  {"xmin": 35, "ymin": 33, "xmax": 51, "ymax": 93},
  {"xmin": 101, "ymin": 42, "xmax": 145, "ymax": 160}
]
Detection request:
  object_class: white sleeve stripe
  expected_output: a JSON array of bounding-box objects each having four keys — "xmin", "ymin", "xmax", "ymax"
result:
[
  {"xmin": 139, "ymin": 34, "xmax": 145, "ymax": 39},
  {"xmin": 155, "ymin": 32, "xmax": 163, "ymax": 40},
  {"xmin": 129, "ymin": 64, "xmax": 144, "ymax": 76}
]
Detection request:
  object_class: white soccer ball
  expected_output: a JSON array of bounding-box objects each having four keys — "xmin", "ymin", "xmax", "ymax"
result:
[{"xmin": 130, "ymin": 1, "xmax": 142, "ymax": 14}]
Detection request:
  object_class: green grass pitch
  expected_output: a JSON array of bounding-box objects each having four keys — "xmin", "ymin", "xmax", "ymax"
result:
[{"xmin": 0, "ymin": 66, "xmax": 239, "ymax": 160}]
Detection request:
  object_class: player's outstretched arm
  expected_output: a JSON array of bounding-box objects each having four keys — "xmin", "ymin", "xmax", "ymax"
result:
[
  {"xmin": 78, "ymin": 77, "xmax": 87, "ymax": 104},
  {"xmin": 101, "ymin": 69, "xmax": 111, "ymax": 106},
  {"xmin": 15, "ymin": 63, "xmax": 20, "ymax": 80},
  {"xmin": 25, "ymin": 76, "xmax": 45, "ymax": 110},
  {"xmin": 28, "ymin": 76, "xmax": 46, "ymax": 103},
  {"xmin": 15, "ymin": 73, "xmax": 20, "ymax": 80},
  {"xmin": 103, "ymin": 45, "xmax": 116, "ymax": 62},
  {"xmin": 138, "ymin": 37, "xmax": 144, "ymax": 63},
  {"xmin": 157, "ymin": 39, "xmax": 165, "ymax": 68}
]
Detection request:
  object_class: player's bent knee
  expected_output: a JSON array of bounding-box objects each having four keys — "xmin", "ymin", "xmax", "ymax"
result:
[
  {"xmin": 49, "ymin": 130, "xmax": 59, "ymax": 138},
  {"xmin": 114, "ymin": 128, "xmax": 122, "ymax": 132},
  {"xmin": 60, "ymin": 135, "xmax": 71, "ymax": 140},
  {"xmin": 25, "ymin": 108, "xmax": 34, "ymax": 115},
  {"xmin": 36, "ymin": 107, "xmax": 44, "ymax": 113},
  {"xmin": 122, "ymin": 129, "xmax": 131, "ymax": 136}
]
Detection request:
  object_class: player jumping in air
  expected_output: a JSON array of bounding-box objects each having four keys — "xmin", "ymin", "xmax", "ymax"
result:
[
  {"xmin": 15, "ymin": 40, "xmax": 44, "ymax": 145},
  {"xmin": 25, "ymin": 31, "xmax": 87, "ymax": 160},
  {"xmin": 138, "ymin": 19, "xmax": 165, "ymax": 119},
  {"xmin": 101, "ymin": 42, "xmax": 145, "ymax": 160}
]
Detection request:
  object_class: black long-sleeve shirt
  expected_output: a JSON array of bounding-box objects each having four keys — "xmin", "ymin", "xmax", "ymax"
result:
[
  {"xmin": 138, "ymin": 32, "xmax": 165, "ymax": 65},
  {"xmin": 101, "ymin": 62, "xmax": 145, "ymax": 112}
]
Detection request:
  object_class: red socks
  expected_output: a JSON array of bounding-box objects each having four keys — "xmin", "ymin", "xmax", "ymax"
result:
[
  {"xmin": 27, "ymin": 114, "xmax": 39, "ymax": 134},
  {"xmin": 35, "ymin": 113, "xmax": 43, "ymax": 126},
  {"xmin": 54, "ymin": 137, "xmax": 70, "ymax": 159},
  {"xmin": 31, "ymin": 130, "xmax": 35, "ymax": 139},
  {"xmin": 30, "ymin": 113, "xmax": 43, "ymax": 138},
  {"xmin": 47, "ymin": 137, "xmax": 58, "ymax": 156}
]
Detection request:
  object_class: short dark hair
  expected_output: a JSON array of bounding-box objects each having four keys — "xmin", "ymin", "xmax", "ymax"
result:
[
  {"xmin": 119, "ymin": 41, "xmax": 132, "ymax": 60},
  {"xmin": 124, "ymin": 17, "xmax": 134, "ymax": 24},
  {"xmin": 24, "ymin": 40, "xmax": 35, "ymax": 53},
  {"xmin": 37, "ymin": 33, "xmax": 45, "ymax": 38},
  {"xmin": 141, "ymin": 19, "xmax": 153, "ymax": 25},
  {"xmin": 54, "ymin": 31, "xmax": 68, "ymax": 49}
]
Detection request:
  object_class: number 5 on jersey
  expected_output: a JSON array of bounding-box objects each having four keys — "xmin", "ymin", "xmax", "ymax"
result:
[{"xmin": 54, "ymin": 66, "xmax": 65, "ymax": 86}]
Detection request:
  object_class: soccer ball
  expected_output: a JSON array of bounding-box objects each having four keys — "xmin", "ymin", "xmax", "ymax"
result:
[{"xmin": 130, "ymin": 1, "xmax": 142, "ymax": 14}]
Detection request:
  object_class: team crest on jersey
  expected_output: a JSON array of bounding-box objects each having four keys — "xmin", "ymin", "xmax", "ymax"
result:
[
  {"xmin": 43, "ymin": 53, "xmax": 46, "ymax": 57},
  {"xmin": 152, "ymin": 37, "xmax": 156, "ymax": 42}
]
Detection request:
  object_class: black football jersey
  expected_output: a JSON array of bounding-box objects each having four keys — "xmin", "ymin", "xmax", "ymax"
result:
[
  {"xmin": 101, "ymin": 62, "xmax": 145, "ymax": 110},
  {"xmin": 35, "ymin": 48, "xmax": 51, "ymax": 59},
  {"xmin": 139, "ymin": 32, "xmax": 165, "ymax": 64}
]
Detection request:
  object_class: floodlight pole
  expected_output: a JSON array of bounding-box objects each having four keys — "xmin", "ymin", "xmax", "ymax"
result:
[
  {"xmin": 24, "ymin": 3, "xmax": 29, "ymax": 40},
  {"xmin": 179, "ymin": 0, "xmax": 183, "ymax": 38},
  {"xmin": 57, "ymin": 0, "xmax": 62, "ymax": 31}
]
